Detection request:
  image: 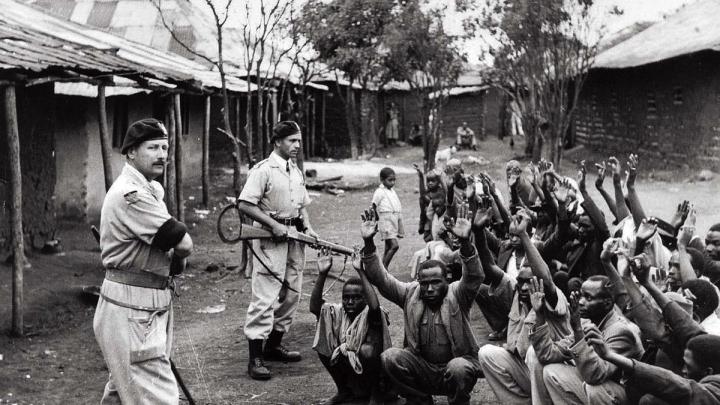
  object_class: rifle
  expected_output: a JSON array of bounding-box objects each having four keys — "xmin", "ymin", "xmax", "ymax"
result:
[{"xmin": 216, "ymin": 204, "xmax": 354, "ymax": 256}]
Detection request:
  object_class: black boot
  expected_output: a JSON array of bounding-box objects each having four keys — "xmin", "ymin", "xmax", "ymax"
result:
[
  {"xmin": 247, "ymin": 339, "xmax": 272, "ymax": 380},
  {"xmin": 263, "ymin": 330, "xmax": 302, "ymax": 362}
]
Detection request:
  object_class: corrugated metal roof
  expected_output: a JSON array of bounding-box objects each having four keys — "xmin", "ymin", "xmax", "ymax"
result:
[
  {"xmin": 594, "ymin": 0, "xmax": 720, "ymax": 69},
  {"xmin": 55, "ymin": 81, "xmax": 150, "ymax": 97},
  {"xmin": 0, "ymin": 0, "xmax": 256, "ymax": 92}
]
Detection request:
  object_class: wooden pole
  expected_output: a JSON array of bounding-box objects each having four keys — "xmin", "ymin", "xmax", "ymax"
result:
[
  {"xmin": 97, "ymin": 84, "xmax": 114, "ymax": 191},
  {"xmin": 321, "ymin": 92, "xmax": 326, "ymax": 155},
  {"xmin": 4, "ymin": 84, "xmax": 25, "ymax": 336},
  {"xmin": 202, "ymin": 95, "xmax": 210, "ymax": 207},
  {"xmin": 165, "ymin": 98, "xmax": 177, "ymax": 217},
  {"xmin": 173, "ymin": 94, "xmax": 184, "ymax": 222},
  {"xmin": 311, "ymin": 94, "xmax": 317, "ymax": 157}
]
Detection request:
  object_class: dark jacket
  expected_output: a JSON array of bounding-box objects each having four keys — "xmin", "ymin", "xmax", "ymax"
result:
[{"xmin": 628, "ymin": 360, "xmax": 720, "ymax": 405}]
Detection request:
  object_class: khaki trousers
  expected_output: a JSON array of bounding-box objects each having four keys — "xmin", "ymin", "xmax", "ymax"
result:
[
  {"xmin": 94, "ymin": 294, "xmax": 177, "ymax": 405},
  {"xmin": 244, "ymin": 238, "xmax": 305, "ymax": 340},
  {"xmin": 543, "ymin": 363, "xmax": 627, "ymax": 405},
  {"xmin": 477, "ymin": 344, "xmax": 553, "ymax": 405}
]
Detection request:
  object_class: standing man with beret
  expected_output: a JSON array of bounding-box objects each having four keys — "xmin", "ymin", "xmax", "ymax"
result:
[
  {"xmin": 94, "ymin": 118, "xmax": 193, "ymax": 404},
  {"xmin": 238, "ymin": 121, "xmax": 319, "ymax": 380}
]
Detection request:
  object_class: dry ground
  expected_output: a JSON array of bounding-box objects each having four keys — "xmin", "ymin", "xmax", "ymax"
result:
[{"xmin": 1, "ymin": 136, "xmax": 719, "ymax": 404}]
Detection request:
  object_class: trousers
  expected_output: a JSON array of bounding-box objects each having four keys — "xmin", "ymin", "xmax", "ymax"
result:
[
  {"xmin": 478, "ymin": 344, "xmax": 552, "ymax": 405},
  {"xmin": 93, "ymin": 281, "xmax": 177, "ymax": 405},
  {"xmin": 244, "ymin": 238, "xmax": 305, "ymax": 340},
  {"xmin": 381, "ymin": 347, "xmax": 481, "ymax": 405},
  {"xmin": 543, "ymin": 363, "xmax": 627, "ymax": 405}
]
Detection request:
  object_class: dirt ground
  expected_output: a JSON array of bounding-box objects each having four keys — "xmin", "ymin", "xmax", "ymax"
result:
[{"xmin": 1, "ymin": 136, "xmax": 719, "ymax": 405}]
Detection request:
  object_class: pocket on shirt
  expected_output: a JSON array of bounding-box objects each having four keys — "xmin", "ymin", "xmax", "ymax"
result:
[{"xmin": 128, "ymin": 310, "xmax": 168, "ymax": 364}]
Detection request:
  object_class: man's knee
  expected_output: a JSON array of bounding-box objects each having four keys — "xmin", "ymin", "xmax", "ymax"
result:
[
  {"xmin": 542, "ymin": 363, "xmax": 567, "ymax": 389},
  {"xmin": 584, "ymin": 381, "xmax": 627, "ymax": 405},
  {"xmin": 387, "ymin": 239, "xmax": 399, "ymax": 251},
  {"xmin": 478, "ymin": 344, "xmax": 504, "ymax": 363},
  {"xmin": 445, "ymin": 357, "xmax": 475, "ymax": 382},
  {"xmin": 380, "ymin": 347, "xmax": 407, "ymax": 373}
]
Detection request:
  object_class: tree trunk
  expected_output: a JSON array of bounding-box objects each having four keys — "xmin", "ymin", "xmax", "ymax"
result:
[
  {"xmin": 311, "ymin": 95, "xmax": 317, "ymax": 158},
  {"xmin": 345, "ymin": 85, "xmax": 359, "ymax": 158},
  {"xmin": 4, "ymin": 84, "xmax": 25, "ymax": 336},
  {"xmin": 245, "ymin": 91, "xmax": 254, "ymax": 165},
  {"xmin": 97, "ymin": 84, "xmax": 114, "ymax": 191},
  {"xmin": 173, "ymin": 94, "xmax": 184, "ymax": 222},
  {"xmin": 165, "ymin": 98, "xmax": 177, "ymax": 217},
  {"xmin": 321, "ymin": 92, "xmax": 326, "ymax": 156},
  {"xmin": 202, "ymin": 95, "xmax": 210, "ymax": 207}
]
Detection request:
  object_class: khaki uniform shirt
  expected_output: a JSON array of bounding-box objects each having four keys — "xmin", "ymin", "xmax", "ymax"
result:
[
  {"xmin": 239, "ymin": 151, "xmax": 311, "ymax": 219},
  {"xmin": 100, "ymin": 163, "xmax": 174, "ymax": 277}
]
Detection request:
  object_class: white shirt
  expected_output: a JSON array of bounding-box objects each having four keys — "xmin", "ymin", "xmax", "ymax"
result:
[
  {"xmin": 506, "ymin": 250, "xmax": 524, "ymax": 281},
  {"xmin": 701, "ymin": 312, "xmax": 720, "ymax": 336},
  {"xmin": 372, "ymin": 184, "xmax": 402, "ymax": 213}
]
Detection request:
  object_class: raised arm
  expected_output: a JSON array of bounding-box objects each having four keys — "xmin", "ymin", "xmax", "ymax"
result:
[
  {"xmin": 625, "ymin": 154, "xmax": 647, "ymax": 227},
  {"xmin": 677, "ymin": 207, "xmax": 698, "ymax": 282},
  {"xmin": 578, "ymin": 161, "xmax": 610, "ymax": 240},
  {"xmin": 444, "ymin": 203, "xmax": 484, "ymax": 307},
  {"xmin": 600, "ymin": 238, "xmax": 629, "ymax": 309},
  {"xmin": 471, "ymin": 198, "xmax": 506, "ymax": 285},
  {"xmin": 481, "ymin": 173, "xmax": 510, "ymax": 232},
  {"xmin": 360, "ymin": 207, "xmax": 410, "ymax": 307},
  {"xmin": 607, "ymin": 156, "xmax": 631, "ymax": 221},
  {"xmin": 310, "ymin": 248, "xmax": 333, "ymax": 319},
  {"xmin": 512, "ymin": 213, "xmax": 558, "ymax": 306},
  {"xmin": 594, "ymin": 161, "xmax": 618, "ymax": 220},
  {"xmin": 353, "ymin": 255, "xmax": 380, "ymax": 313}
]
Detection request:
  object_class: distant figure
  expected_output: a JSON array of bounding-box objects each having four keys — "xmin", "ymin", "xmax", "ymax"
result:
[
  {"xmin": 456, "ymin": 121, "xmax": 477, "ymax": 151},
  {"xmin": 408, "ymin": 123, "xmax": 423, "ymax": 146},
  {"xmin": 372, "ymin": 167, "xmax": 404, "ymax": 270},
  {"xmin": 509, "ymin": 95, "xmax": 524, "ymax": 149},
  {"xmin": 386, "ymin": 102, "xmax": 400, "ymax": 146},
  {"xmin": 435, "ymin": 145, "xmax": 457, "ymax": 170}
]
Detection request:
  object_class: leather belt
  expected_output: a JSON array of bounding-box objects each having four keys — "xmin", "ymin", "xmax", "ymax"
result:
[
  {"xmin": 105, "ymin": 268, "xmax": 170, "ymax": 290},
  {"xmin": 272, "ymin": 216, "xmax": 301, "ymax": 227}
]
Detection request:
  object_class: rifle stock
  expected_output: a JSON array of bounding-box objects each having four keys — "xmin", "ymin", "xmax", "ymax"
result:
[{"xmin": 239, "ymin": 223, "xmax": 354, "ymax": 256}]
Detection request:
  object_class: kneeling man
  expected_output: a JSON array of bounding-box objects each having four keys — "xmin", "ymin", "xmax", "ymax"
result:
[
  {"xmin": 361, "ymin": 204, "xmax": 484, "ymax": 405},
  {"xmin": 310, "ymin": 248, "xmax": 392, "ymax": 404}
]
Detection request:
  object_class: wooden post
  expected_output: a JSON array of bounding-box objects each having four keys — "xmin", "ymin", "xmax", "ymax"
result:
[
  {"xmin": 321, "ymin": 92, "xmax": 326, "ymax": 154},
  {"xmin": 311, "ymin": 94, "xmax": 317, "ymax": 157},
  {"xmin": 4, "ymin": 84, "xmax": 25, "ymax": 336},
  {"xmin": 165, "ymin": 98, "xmax": 177, "ymax": 217},
  {"xmin": 202, "ymin": 95, "xmax": 210, "ymax": 207},
  {"xmin": 97, "ymin": 84, "xmax": 114, "ymax": 190},
  {"xmin": 173, "ymin": 94, "xmax": 184, "ymax": 222}
]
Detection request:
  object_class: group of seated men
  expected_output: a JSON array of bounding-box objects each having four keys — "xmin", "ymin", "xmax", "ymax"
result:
[{"xmin": 309, "ymin": 153, "xmax": 720, "ymax": 405}]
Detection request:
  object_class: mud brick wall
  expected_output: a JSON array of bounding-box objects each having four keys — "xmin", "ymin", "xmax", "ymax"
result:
[
  {"xmin": 573, "ymin": 50, "xmax": 720, "ymax": 170},
  {"xmin": 0, "ymin": 84, "xmax": 57, "ymax": 250},
  {"xmin": 439, "ymin": 92, "xmax": 485, "ymax": 142}
]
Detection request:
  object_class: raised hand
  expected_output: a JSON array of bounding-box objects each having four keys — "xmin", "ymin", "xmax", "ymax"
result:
[
  {"xmin": 317, "ymin": 247, "xmax": 333, "ymax": 275},
  {"xmin": 635, "ymin": 217, "xmax": 658, "ymax": 243},
  {"xmin": 670, "ymin": 200, "xmax": 690, "ymax": 230},
  {"xmin": 445, "ymin": 203, "xmax": 472, "ymax": 240},
  {"xmin": 677, "ymin": 206, "xmax": 696, "ymax": 248},
  {"xmin": 480, "ymin": 172, "xmax": 497, "ymax": 195},
  {"xmin": 626, "ymin": 153, "xmax": 639, "ymax": 188},
  {"xmin": 630, "ymin": 253, "xmax": 652, "ymax": 286},
  {"xmin": 584, "ymin": 324, "xmax": 609, "ymax": 359},
  {"xmin": 527, "ymin": 163, "xmax": 540, "ymax": 185},
  {"xmin": 554, "ymin": 178, "xmax": 572, "ymax": 204},
  {"xmin": 351, "ymin": 247, "xmax": 362, "ymax": 272},
  {"xmin": 569, "ymin": 290, "xmax": 582, "ymax": 329},
  {"xmin": 473, "ymin": 196, "xmax": 494, "ymax": 229},
  {"xmin": 600, "ymin": 238, "xmax": 621, "ymax": 262},
  {"xmin": 577, "ymin": 160, "xmax": 587, "ymax": 192},
  {"xmin": 529, "ymin": 277, "xmax": 546, "ymax": 314},
  {"xmin": 412, "ymin": 163, "xmax": 423, "ymax": 174},
  {"xmin": 607, "ymin": 156, "xmax": 622, "ymax": 183},
  {"xmin": 360, "ymin": 206, "xmax": 379, "ymax": 240},
  {"xmin": 595, "ymin": 161, "xmax": 607, "ymax": 189},
  {"xmin": 508, "ymin": 213, "xmax": 529, "ymax": 236}
]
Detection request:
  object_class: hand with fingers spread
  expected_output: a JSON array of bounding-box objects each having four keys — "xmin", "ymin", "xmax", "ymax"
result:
[
  {"xmin": 529, "ymin": 277, "xmax": 546, "ymax": 314},
  {"xmin": 473, "ymin": 196, "xmax": 494, "ymax": 229},
  {"xmin": 670, "ymin": 200, "xmax": 691, "ymax": 230},
  {"xmin": 481, "ymin": 172, "xmax": 497, "ymax": 196},
  {"xmin": 677, "ymin": 206, "xmax": 697, "ymax": 248},
  {"xmin": 317, "ymin": 247, "xmax": 333, "ymax": 275},
  {"xmin": 595, "ymin": 161, "xmax": 607, "ymax": 190},
  {"xmin": 360, "ymin": 206, "xmax": 379, "ymax": 240},
  {"xmin": 528, "ymin": 163, "xmax": 540, "ymax": 186},
  {"xmin": 636, "ymin": 217, "xmax": 658, "ymax": 243},
  {"xmin": 445, "ymin": 203, "xmax": 473, "ymax": 240},
  {"xmin": 607, "ymin": 156, "xmax": 622, "ymax": 184},
  {"xmin": 626, "ymin": 153, "xmax": 639, "ymax": 188},
  {"xmin": 554, "ymin": 178, "xmax": 572, "ymax": 204}
]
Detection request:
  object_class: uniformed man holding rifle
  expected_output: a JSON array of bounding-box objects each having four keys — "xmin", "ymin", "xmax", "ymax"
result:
[{"xmin": 238, "ymin": 120, "xmax": 319, "ymax": 380}]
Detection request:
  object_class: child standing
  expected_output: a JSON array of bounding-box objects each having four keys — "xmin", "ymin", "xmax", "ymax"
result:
[{"xmin": 372, "ymin": 167, "xmax": 404, "ymax": 270}]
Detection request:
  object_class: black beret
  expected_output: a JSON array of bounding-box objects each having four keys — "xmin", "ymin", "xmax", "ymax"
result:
[
  {"xmin": 271, "ymin": 121, "xmax": 301, "ymax": 142},
  {"xmin": 121, "ymin": 118, "xmax": 169, "ymax": 154}
]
